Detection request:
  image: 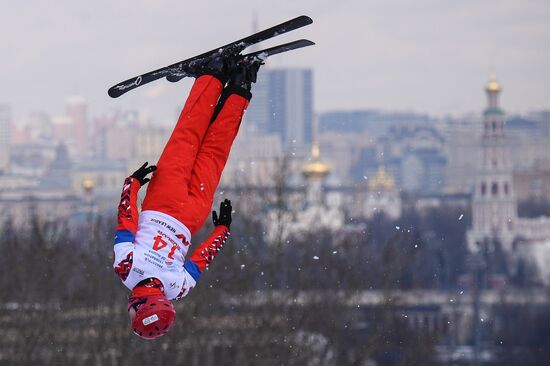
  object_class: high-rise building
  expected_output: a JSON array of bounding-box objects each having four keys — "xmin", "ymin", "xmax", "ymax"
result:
[
  {"xmin": 243, "ymin": 71, "xmax": 270, "ymax": 135},
  {"xmin": 245, "ymin": 68, "xmax": 313, "ymax": 148},
  {"xmin": 0, "ymin": 105, "xmax": 11, "ymax": 174}
]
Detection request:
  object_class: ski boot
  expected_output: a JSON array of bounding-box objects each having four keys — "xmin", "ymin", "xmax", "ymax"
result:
[
  {"xmin": 209, "ymin": 57, "xmax": 263, "ymax": 123},
  {"xmin": 224, "ymin": 56, "xmax": 264, "ymax": 98},
  {"xmin": 167, "ymin": 53, "xmax": 231, "ymax": 84}
]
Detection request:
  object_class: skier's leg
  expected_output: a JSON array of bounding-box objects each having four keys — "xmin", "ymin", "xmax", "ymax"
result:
[
  {"xmin": 142, "ymin": 75, "xmax": 223, "ymax": 217},
  {"xmin": 179, "ymin": 86, "xmax": 250, "ymax": 234}
]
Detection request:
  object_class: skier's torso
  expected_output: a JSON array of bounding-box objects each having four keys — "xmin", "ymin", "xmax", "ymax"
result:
[{"xmin": 119, "ymin": 210, "xmax": 196, "ymax": 299}]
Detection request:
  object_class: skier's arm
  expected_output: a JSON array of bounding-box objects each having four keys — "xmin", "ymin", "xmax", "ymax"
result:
[
  {"xmin": 113, "ymin": 176, "xmax": 140, "ymax": 280},
  {"xmin": 114, "ymin": 162, "xmax": 157, "ymax": 242},
  {"xmin": 185, "ymin": 225, "xmax": 231, "ymax": 275},
  {"xmin": 113, "ymin": 163, "xmax": 156, "ymax": 280},
  {"xmin": 114, "ymin": 176, "xmax": 141, "ymax": 242},
  {"xmin": 181, "ymin": 199, "xmax": 232, "ymax": 293}
]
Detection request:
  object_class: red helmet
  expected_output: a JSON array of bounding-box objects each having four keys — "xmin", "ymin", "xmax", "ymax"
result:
[{"xmin": 130, "ymin": 294, "xmax": 176, "ymax": 339}]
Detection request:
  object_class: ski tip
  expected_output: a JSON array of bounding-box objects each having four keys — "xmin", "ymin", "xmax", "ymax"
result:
[
  {"xmin": 107, "ymin": 88, "xmax": 120, "ymax": 98},
  {"xmin": 297, "ymin": 15, "xmax": 314, "ymax": 24}
]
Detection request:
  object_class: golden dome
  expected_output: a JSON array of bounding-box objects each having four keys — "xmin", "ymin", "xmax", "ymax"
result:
[
  {"xmin": 485, "ymin": 74, "xmax": 501, "ymax": 93},
  {"xmin": 302, "ymin": 144, "xmax": 330, "ymax": 178},
  {"xmin": 368, "ymin": 166, "xmax": 396, "ymax": 191},
  {"xmin": 82, "ymin": 178, "xmax": 95, "ymax": 191}
]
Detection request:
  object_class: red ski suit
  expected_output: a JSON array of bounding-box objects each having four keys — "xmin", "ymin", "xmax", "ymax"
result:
[
  {"xmin": 143, "ymin": 75, "xmax": 247, "ymax": 234},
  {"xmin": 114, "ymin": 75, "xmax": 248, "ymax": 299}
]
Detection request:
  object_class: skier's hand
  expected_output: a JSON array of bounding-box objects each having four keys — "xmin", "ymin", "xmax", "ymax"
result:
[
  {"xmin": 212, "ymin": 199, "xmax": 232, "ymax": 228},
  {"xmin": 130, "ymin": 162, "xmax": 157, "ymax": 186}
]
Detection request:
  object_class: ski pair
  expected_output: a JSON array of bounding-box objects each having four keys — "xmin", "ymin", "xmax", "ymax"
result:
[
  {"xmin": 165, "ymin": 39, "xmax": 314, "ymax": 83},
  {"xmin": 108, "ymin": 15, "xmax": 314, "ymax": 98}
]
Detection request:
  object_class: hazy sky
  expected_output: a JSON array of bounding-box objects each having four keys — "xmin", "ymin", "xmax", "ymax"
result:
[{"xmin": 1, "ymin": 0, "xmax": 549, "ymax": 123}]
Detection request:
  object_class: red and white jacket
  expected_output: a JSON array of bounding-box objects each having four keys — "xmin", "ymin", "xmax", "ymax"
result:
[{"xmin": 113, "ymin": 177, "xmax": 230, "ymax": 300}]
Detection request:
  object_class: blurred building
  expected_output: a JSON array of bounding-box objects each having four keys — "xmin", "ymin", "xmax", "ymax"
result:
[
  {"xmin": 364, "ymin": 165, "xmax": 401, "ymax": 220},
  {"xmin": 128, "ymin": 124, "xmax": 169, "ymax": 171},
  {"xmin": 245, "ymin": 68, "xmax": 313, "ymax": 148},
  {"xmin": 352, "ymin": 145, "xmax": 379, "ymax": 182},
  {"xmin": 45, "ymin": 96, "xmax": 89, "ymax": 158},
  {"xmin": 266, "ymin": 142, "xmax": 345, "ymax": 241},
  {"xmin": 11, "ymin": 112, "xmax": 55, "ymax": 148},
  {"xmin": 95, "ymin": 113, "xmax": 132, "ymax": 161},
  {"xmin": 467, "ymin": 76, "xmax": 550, "ymax": 283},
  {"xmin": 9, "ymin": 143, "xmax": 57, "ymax": 177},
  {"xmin": 317, "ymin": 110, "xmax": 437, "ymax": 185},
  {"xmin": 40, "ymin": 143, "xmax": 73, "ymax": 191},
  {"xmin": 444, "ymin": 111, "xmax": 550, "ymax": 195},
  {"xmin": 95, "ymin": 110, "xmax": 141, "ymax": 162},
  {"xmin": 506, "ymin": 114, "xmax": 550, "ymax": 171},
  {"xmin": 42, "ymin": 141, "xmax": 128, "ymax": 199},
  {"xmin": 221, "ymin": 132, "xmax": 284, "ymax": 187},
  {"xmin": 319, "ymin": 110, "xmax": 433, "ymax": 138},
  {"xmin": 381, "ymin": 125, "xmax": 447, "ymax": 194},
  {"xmin": 1, "ymin": 143, "xmax": 78, "ymax": 227},
  {"xmin": 1, "ymin": 142, "xmax": 124, "ymax": 227},
  {"xmin": 0, "ymin": 189, "xmax": 81, "ymax": 228},
  {"xmin": 65, "ymin": 96, "xmax": 90, "ymax": 157},
  {"xmin": 260, "ymin": 106, "xmax": 445, "ymax": 194},
  {"xmin": 513, "ymin": 160, "xmax": 550, "ymax": 202},
  {"xmin": 318, "ymin": 131, "xmax": 368, "ymax": 183},
  {"xmin": 72, "ymin": 160, "xmax": 127, "ymax": 197},
  {"xmin": 0, "ymin": 104, "xmax": 11, "ymax": 174},
  {"xmin": 468, "ymin": 76, "xmax": 518, "ymax": 251},
  {"xmin": 302, "ymin": 143, "xmax": 331, "ymax": 207},
  {"xmin": 443, "ymin": 116, "xmax": 481, "ymax": 193},
  {"xmin": 50, "ymin": 115, "xmax": 73, "ymax": 147}
]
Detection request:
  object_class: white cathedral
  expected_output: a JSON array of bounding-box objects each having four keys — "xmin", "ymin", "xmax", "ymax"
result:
[
  {"xmin": 266, "ymin": 142, "xmax": 345, "ymax": 242},
  {"xmin": 467, "ymin": 76, "xmax": 550, "ymax": 283}
]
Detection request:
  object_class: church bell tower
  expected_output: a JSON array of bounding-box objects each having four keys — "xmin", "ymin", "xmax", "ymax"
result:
[{"xmin": 469, "ymin": 75, "xmax": 517, "ymax": 251}]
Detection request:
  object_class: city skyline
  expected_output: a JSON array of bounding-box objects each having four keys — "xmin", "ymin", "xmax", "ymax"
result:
[{"xmin": 1, "ymin": 0, "xmax": 549, "ymax": 123}]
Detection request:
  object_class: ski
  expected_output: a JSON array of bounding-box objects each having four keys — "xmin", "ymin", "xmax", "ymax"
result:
[
  {"xmin": 165, "ymin": 39, "xmax": 315, "ymax": 83},
  {"xmin": 245, "ymin": 39, "xmax": 315, "ymax": 59},
  {"xmin": 108, "ymin": 15, "xmax": 313, "ymax": 98}
]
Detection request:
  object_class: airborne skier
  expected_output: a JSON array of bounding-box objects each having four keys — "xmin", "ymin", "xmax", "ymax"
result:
[
  {"xmin": 113, "ymin": 58, "xmax": 262, "ymax": 339},
  {"xmin": 110, "ymin": 15, "xmax": 314, "ymax": 340}
]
